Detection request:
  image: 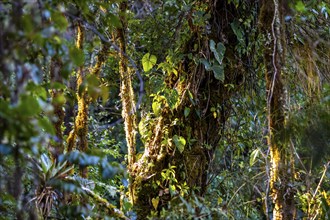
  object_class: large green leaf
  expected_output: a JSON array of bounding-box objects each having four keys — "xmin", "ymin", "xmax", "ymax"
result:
[
  {"xmin": 200, "ymin": 58, "xmax": 211, "ymax": 71},
  {"xmin": 142, "ymin": 53, "xmax": 157, "ymax": 72},
  {"xmin": 212, "ymin": 64, "xmax": 225, "ymax": 82},
  {"xmin": 210, "ymin": 40, "xmax": 226, "ymax": 65},
  {"xmin": 173, "ymin": 135, "xmax": 186, "ymax": 153},
  {"xmin": 230, "ymin": 21, "xmax": 244, "ymax": 45},
  {"xmin": 152, "ymin": 101, "xmax": 162, "ymax": 116}
]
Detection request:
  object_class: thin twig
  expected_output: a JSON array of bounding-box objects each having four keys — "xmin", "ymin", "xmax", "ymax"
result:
[
  {"xmin": 227, "ymin": 183, "xmax": 246, "ymax": 207},
  {"xmin": 312, "ymin": 161, "xmax": 329, "ymax": 200}
]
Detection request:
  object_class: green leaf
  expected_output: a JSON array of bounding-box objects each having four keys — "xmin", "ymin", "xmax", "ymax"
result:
[
  {"xmin": 250, "ymin": 149, "xmax": 260, "ymax": 166},
  {"xmin": 169, "ymin": 184, "xmax": 176, "ymax": 196},
  {"xmin": 53, "ymin": 93, "xmax": 66, "ymax": 105},
  {"xmin": 142, "ymin": 53, "xmax": 157, "ymax": 72},
  {"xmin": 108, "ymin": 13, "xmax": 122, "ymax": 28},
  {"xmin": 152, "ymin": 101, "xmax": 162, "ymax": 116},
  {"xmin": 38, "ymin": 117, "xmax": 55, "ymax": 135},
  {"xmin": 173, "ymin": 135, "xmax": 186, "ymax": 153},
  {"xmin": 212, "ymin": 64, "xmax": 225, "ymax": 82},
  {"xmin": 41, "ymin": 153, "xmax": 52, "ymax": 173},
  {"xmin": 51, "ymin": 11, "xmax": 68, "ymax": 31},
  {"xmin": 152, "ymin": 197, "xmax": 159, "ymax": 210},
  {"xmin": 51, "ymin": 82, "xmax": 67, "ymax": 90},
  {"xmin": 200, "ymin": 58, "xmax": 211, "ymax": 71},
  {"xmin": 164, "ymin": 89, "xmax": 179, "ymax": 110},
  {"xmin": 230, "ymin": 21, "xmax": 244, "ymax": 45},
  {"xmin": 210, "ymin": 39, "xmax": 216, "ymax": 53},
  {"xmin": 26, "ymin": 82, "xmax": 47, "ymax": 100},
  {"xmin": 69, "ymin": 46, "xmax": 85, "ymax": 66},
  {"xmin": 22, "ymin": 14, "xmax": 33, "ymax": 33},
  {"xmin": 184, "ymin": 107, "xmax": 190, "ymax": 118},
  {"xmin": 295, "ymin": 1, "xmax": 306, "ymax": 12},
  {"xmin": 216, "ymin": 42, "xmax": 226, "ymax": 61},
  {"xmin": 18, "ymin": 95, "xmax": 41, "ymax": 116},
  {"xmin": 210, "ymin": 40, "xmax": 226, "ymax": 64}
]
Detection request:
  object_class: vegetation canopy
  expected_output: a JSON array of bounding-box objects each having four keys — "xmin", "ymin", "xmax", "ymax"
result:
[{"xmin": 0, "ymin": 0, "xmax": 330, "ymax": 219}]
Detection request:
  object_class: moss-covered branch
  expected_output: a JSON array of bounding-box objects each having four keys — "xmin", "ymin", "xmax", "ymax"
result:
[
  {"xmin": 115, "ymin": 1, "xmax": 138, "ymax": 204},
  {"xmin": 81, "ymin": 186, "xmax": 129, "ymax": 220}
]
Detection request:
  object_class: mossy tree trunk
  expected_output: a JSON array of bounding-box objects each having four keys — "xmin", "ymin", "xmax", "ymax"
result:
[
  {"xmin": 66, "ymin": 22, "xmax": 109, "ymax": 178},
  {"xmin": 259, "ymin": 0, "xmax": 296, "ymax": 219},
  {"xmin": 74, "ymin": 22, "xmax": 89, "ymax": 178},
  {"xmin": 130, "ymin": 1, "xmax": 250, "ymax": 218},
  {"xmin": 115, "ymin": 1, "xmax": 138, "ymax": 204}
]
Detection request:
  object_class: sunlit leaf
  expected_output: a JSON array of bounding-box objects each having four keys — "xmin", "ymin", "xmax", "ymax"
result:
[
  {"xmin": 173, "ymin": 135, "xmax": 186, "ymax": 153},
  {"xmin": 164, "ymin": 89, "xmax": 179, "ymax": 110},
  {"xmin": 53, "ymin": 93, "xmax": 66, "ymax": 105},
  {"xmin": 152, "ymin": 101, "xmax": 162, "ymax": 116},
  {"xmin": 142, "ymin": 53, "xmax": 157, "ymax": 72},
  {"xmin": 295, "ymin": 1, "xmax": 306, "ymax": 12},
  {"xmin": 250, "ymin": 149, "xmax": 260, "ymax": 166},
  {"xmin": 152, "ymin": 197, "xmax": 159, "ymax": 210}
]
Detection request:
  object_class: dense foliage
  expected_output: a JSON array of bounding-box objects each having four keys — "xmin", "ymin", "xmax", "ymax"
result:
[{"xmin": 0, "ymin": 0, "xmax": 330, "ymax": 219}]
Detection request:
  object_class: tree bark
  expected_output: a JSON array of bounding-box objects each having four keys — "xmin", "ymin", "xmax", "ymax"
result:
[
  {"xmin": 259, "ymin": 0, "xmax": 296, "ymax": 219},
  {"xmin": 115, "ymin": 1, "xmax": 138, "ymax": 204},
  {"xmin": 65, "ymin": 22, "xmax": 89, "ymax": 178},
  {"xmin": 129, "ymin": 1, "xmax": 249, "ymax": 218}
]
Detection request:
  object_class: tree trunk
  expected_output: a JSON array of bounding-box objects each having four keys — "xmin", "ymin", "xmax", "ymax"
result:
[
  {"xmin": 259, "ymin": 0, "xmax": 296, "ymax": 219},
  {"xmin": 65, "ymin": 22, "xmax": 89, "ymax": 178},
  {"xmin": 130, "ymin": 1, "xmax": 249, "ymax": 218},
  {"xmin": 115, "ymin": 1, "xmax": 138, "ymax": 204}
]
